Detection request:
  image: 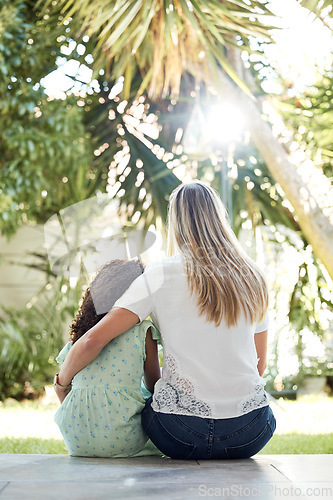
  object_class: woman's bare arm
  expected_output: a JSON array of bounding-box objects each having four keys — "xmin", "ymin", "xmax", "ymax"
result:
[
  {"xmin": 56, "ymin": 307, "xmax": 139, "ymax": 387},
  {"xmin": 254, "ymin": 330, "xmax": 268, "ymax": 377},
  {"xmin": 144, "ymin": 327, "xmax": 161, "ymax": 393}
]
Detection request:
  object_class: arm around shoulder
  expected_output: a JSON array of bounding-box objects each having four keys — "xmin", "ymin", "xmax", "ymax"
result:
[{"xmin": 57, "ymin": 307, "xmax": 140, "ymax": 387}]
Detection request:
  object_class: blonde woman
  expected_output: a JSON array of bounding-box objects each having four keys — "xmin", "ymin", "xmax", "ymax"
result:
[{"xmin": 55, "ymin": 181, "xmax": 276, "ymax": 459}]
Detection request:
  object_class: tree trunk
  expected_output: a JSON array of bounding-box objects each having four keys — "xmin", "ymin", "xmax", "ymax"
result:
[{"xmin": 217, "ymin": 71, "xmax": 333, "ymax": 279}]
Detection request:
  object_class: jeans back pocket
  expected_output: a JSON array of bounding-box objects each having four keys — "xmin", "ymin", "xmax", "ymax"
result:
[
  {"xmin": 225, "ymin": 420, "xmax": 274, "ymax": 459},
  {"xmin": 154, "ymin": 414, "xmax": 197, "ymax": 460}
]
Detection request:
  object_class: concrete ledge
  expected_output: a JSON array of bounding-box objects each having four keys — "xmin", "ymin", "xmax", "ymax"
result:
[{"xmin": 0, "ymin": 454, "xmax": 332, "ymax": 499}]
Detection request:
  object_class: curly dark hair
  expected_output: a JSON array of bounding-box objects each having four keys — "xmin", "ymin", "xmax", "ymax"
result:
[{"xmin": 69, "ymin": 259, "xmax": 144, "ymax": 344}]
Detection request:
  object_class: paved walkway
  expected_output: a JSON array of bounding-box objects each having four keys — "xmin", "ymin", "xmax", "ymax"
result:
[{"xmin": 0, "ymin": 454, "xmax": 332, "ymax": 499}]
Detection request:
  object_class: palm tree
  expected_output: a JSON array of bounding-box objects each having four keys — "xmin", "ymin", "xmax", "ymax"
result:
[
  {"xmin": 215, "ymin": 65, "xmax": 333, "ymax": 278},
  {"xmin": 39, "ymin": 0, "xmax": 333, "ymax": 278}
]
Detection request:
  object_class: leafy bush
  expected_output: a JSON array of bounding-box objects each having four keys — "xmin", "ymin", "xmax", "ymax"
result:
[{"xmin": 0, "ymin": 276, "xmax": 83, "ymax": 401}]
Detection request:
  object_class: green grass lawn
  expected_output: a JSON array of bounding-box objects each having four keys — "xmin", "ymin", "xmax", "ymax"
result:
[
  {"xmin": 0, "ymin": 391, "xmax": 332, "ymax": 455},
  {"xmin": 259, "ymin": 433, "xmax": 333, "ymax": 454},
  {"xmin": 0, "ymin": 437, "xmax": 67, "ymax": 454},
  {"xmin": 1, "ymin": 433, "xmax": 332, "ymax": 455}
]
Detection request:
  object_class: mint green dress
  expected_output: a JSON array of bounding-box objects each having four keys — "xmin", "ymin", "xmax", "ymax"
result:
[{"xmin": 54, "ymin": 320, "xmax": 162, "ymax": 457}]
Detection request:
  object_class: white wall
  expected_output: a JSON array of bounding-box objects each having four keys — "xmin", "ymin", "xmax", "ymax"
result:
[{"xmin": 0, "ymin": 225, "xmax": 46, "ymax": 308}]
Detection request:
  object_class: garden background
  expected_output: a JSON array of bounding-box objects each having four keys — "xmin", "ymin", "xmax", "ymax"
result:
[{"xmin": 0, "ymin": 0, "xmax": 332, "ymax": 454}]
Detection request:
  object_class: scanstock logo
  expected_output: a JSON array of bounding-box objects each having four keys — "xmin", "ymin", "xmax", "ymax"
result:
[{"xmin": 44, "ymin": 193, "xmax": 162, "ymax": 314}]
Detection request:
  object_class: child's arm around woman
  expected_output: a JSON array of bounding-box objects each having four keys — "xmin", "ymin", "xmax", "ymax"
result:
[{"xmin": 144, "ymin": 326, "xmax": 161, "ymax": 393}]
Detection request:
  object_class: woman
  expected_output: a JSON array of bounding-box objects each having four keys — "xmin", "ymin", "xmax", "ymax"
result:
[{"xmin": 55, "ymin": 181, "xmax": 276, "ymax": 459}]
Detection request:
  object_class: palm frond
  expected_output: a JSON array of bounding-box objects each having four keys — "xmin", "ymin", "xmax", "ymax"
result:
[
  {"xmin": 298, "ymin": 0, "xmax": 333, "ymax": 30},
  {"xmin": 80, "ymin": 72, "xmax": 187, "ymax": 229},
  {"xmin": 37, "ymin": 0, "xmax": 275, "ymax": 98},
  {"xmin": 299, "ymin": 0, "xmax": 333, "ymax": 19}
]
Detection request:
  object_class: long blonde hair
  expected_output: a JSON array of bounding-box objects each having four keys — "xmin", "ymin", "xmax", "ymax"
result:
[{"xmin": 167, "ymin": 181, "xmax": 268, "ymax": 327}]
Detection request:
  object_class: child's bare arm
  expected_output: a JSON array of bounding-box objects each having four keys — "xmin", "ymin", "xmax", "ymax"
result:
[
  {"xmin": 54, "ymin": 385, "xmax": 71, "ymax": 403},
  {"xmin": 254, "ymin": 330, "xmax": 268, "ymax": 377},
  {"xmin": 144, "ymin": 327, "xmax": 161, "ymax": 393}
]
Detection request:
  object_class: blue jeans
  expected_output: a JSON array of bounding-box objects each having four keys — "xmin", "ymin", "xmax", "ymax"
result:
[{"xmin": 142, "ymin": 397, "xmax": 276, "ymax": 460}]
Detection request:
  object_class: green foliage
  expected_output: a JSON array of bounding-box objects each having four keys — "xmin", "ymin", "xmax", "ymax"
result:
[
  {"xmin": 289, "ymin": 256, "xmax": 333, "ymax": 378},
  {"xmin": 280, "ymin": 70, "xmax": 333, "ymax": 177},
  {"xmin": 38, "ymin": 0, "xmax": 275, "ymax": 99},
  {"xmin": 299, "ymin": 0, "xmax": 333, "ymax": 22},
  {"xmin": 0, "ymin": 0, "xmax": 57, "ymax": 82},
  {"xmin": 0, "ymin": 0, "xmax": 93, "ymax": 237},
  {"xmin": 83, "ymin": 83, "xmax": 182, "ymax": 229},
  {"xmin": 0, "ymin": 274, "xmax": 83, "ymax": 401}
]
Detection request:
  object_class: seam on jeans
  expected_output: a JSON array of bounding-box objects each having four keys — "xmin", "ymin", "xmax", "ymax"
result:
[
  {"xmin": 169, "ymin": 414, "xmax": 207, "ymax": 439},
  {"xmin": 214, "ymin": 405, "xmax": 268, "ymax": 441},
  {"xmin": 224, "ymin": 421, "xmax": 271, "ymax": 458},
  {"xmin": 206, "ymin": 419, "xmax": 214, "ymax": 459},
  {"xmin": 268, "ymin": 408, "xmax": 276, "ymax": 433},
  {"xmin": 154, "ymin": 414, "xmax": 197, "ymax": 458},
  {"xmin": 142, "ymin": 409, "xmax": 155, "ymax": 435},
  {"xmin": 141, "ymin": 398, "xmax": 155, "ymax": 434},
  {"xmin": 267, "ymin": 419, "xmax": 274, "ymax": 436}
]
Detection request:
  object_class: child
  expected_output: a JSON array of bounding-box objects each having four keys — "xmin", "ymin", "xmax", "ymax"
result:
[{"xmin": 54, "ymin": 259, "xmax": 162, "ymax": 457}]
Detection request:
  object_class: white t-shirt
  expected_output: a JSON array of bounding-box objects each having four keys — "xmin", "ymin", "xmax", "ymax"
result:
[{"xmin": 114, "ymin": 254, "xmax": 269, "ymax": 419}]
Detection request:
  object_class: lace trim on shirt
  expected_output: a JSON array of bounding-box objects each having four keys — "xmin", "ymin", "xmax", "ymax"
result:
[
  {"xmin": 237, "ymin": 381, "xmax": 268, "ymax": 414},
  {"xmin": 151, "ymin": 355, "xmax": 213, "ymax": 417}
]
